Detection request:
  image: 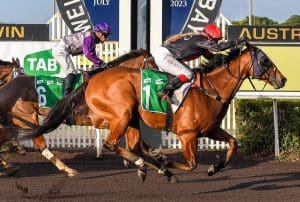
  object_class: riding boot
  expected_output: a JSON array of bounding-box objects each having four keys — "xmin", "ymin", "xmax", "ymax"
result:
[
  {"xmin": 63, "ymin": 73, "xmax": 76, "ymax": 96},
  {"xmin": 63, "ymin": 73, "xmax": 76, "ymax": 125},
  {"xmin": 158, "ymin": 77, "xmax": 184, "ymax": 99}
]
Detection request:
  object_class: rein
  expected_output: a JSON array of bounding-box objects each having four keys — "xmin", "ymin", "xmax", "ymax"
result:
[
  {"xmin": 198, "ymin": 43, "xmax": 275, "ymax": 103},
  {"xmin": 198, "ymin": 45, "xmax": 246, "ymax": 103},
  {"xmin": 198, "ymin": 72, "xmax": 227, "ymax": 103}
]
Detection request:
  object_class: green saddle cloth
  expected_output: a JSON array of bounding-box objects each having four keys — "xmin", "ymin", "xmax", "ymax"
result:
[
  {"xmin": 141, "ymin": 69, "xmax": 168, "ymax": 113},
  {"xmin": 35, "ymin": 74, "xmax": 83, "ymax": 108}
]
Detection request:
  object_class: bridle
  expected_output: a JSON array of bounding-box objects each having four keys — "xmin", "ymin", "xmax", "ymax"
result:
[
  {"xmin": 199, "ymin": 41, "xmax": 277, "ymax": 103},
  {"xmin": 247, "ymin": 44, "xmax": 279, "ymax": 91},
  {"xmin": 0, "ymin": 58, "xmax": 24, "ymax": 87}
]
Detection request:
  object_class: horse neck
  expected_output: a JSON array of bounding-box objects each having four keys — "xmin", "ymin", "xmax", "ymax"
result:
[
  {"xmin": 119, "ymin": 55, "xmax": 145, "ymax": 69},
  {"xmin": 203, "ymin": 51, "xmax": 252, "ymax": 102}
]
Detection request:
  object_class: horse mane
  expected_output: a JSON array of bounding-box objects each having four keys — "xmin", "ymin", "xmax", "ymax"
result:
[
  {"xmin": 201, "ymin": 47, "xmax": 242, "ymax": 73},
  {"xmin": 108, "ymin": 49, "xmax": 150, "ymax": 67},
  {"xmin": 87, "ymin": 49, "xmax": 150, "ymax": 77},
  {"xmin": 0, "ymin": 59, "xmax": 12, "ymax": 66}
]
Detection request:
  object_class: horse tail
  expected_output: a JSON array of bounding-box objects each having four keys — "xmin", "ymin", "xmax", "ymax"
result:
[{"xmin": 21, "ymin": 82, "xmax": 88, "ymax": 140}]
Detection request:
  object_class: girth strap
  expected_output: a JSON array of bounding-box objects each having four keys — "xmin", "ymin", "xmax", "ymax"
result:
[{"xmin": 165, "ymin": 101, "xmax": 173, "ymax": 135}]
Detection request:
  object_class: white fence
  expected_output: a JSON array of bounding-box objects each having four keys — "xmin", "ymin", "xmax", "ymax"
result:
[{"xmin": 20, "ymin": 12, "xmax": 235, "ymax": 151}]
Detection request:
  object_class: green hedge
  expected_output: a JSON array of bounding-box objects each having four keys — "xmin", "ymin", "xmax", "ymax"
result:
[{"xmin": 236, "ymin": 100, "xmax": 300, "ymax": 156}]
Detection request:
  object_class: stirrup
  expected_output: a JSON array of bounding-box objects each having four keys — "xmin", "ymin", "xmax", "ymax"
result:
[
  {"xmin": 157, "ymin": 90, "xmax": 169, "ymax": 98},
  {"xmin": 157, "ymin": 92, "xmax": 172, "ymax": 104}
]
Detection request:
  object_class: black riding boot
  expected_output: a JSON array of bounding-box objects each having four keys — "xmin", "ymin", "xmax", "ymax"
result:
[
  {"xmin": 158, "ymin": 77, "xmax": 183, "ymax": 99},
  {"xmin": 63, "ymin": 73, "xmax": 76, "ymax": 96},
  {"xmin": 63, "ymin": 73, "xmax": 76, "ymax": 125}
]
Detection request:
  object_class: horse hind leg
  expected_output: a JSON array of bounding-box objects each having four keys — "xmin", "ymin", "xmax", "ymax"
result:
[
  {"xmin": 123, "ymin": 127, "xmax": 164, "ymax": 168},
  {"xmin": 17, "ymin": 109, "xmax": 78, "ymax": 177},
  {"xmin": 33, "ymin": 136, "xmax": 78, "ymax": 177},
  {"xmin": 98, "ymin": 112, "xmax": 175, "ymax": 182},
  {"xmin": 123, "ymin": 127, "xmax": 177, "ymax": 183},
  {"xmin": 207, "ymin": 127, "xmax": 238, "ymax": 176}
]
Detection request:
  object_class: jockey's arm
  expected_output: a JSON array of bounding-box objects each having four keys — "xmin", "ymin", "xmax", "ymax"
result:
[
  {"xmin": 208, "ymin": 40, "xmax": 236, "ymax": 52},
  {"xmin": 82, "ymin": 37, "xmax": 104, "ymax": 67},
  {"xmin": 199, "ymin": 40, "xmax": 242, "ymax": 60}
]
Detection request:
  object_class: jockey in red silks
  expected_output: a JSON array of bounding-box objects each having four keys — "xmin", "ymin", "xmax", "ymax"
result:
[
  {"xmin": 152, "ymin": 24, "xmax": 243, "ymax": 99},
  {"xmin": 52, "ymin": 22, "xmax": 112, "ymax": 96}
]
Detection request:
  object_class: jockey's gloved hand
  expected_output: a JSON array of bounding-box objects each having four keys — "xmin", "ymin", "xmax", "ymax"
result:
[
  {"xmin": 99, "ymin": 62, "xmax": 108, "ymax": 69},
  {"xmin": 93, "ymin": 62, "xmax": 108, "ymax": 69},
  {"xmin": 236, "ymin": 38, "xmax": 246, "ymax": 45}
]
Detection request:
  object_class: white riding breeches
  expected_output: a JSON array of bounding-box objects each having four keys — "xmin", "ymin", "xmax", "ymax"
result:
[
  {"xmin": 52, "ymin": 41, "xmax": 77, "ymax": 78},
  {"xmin": 152, "ymin": 46, "xmax": 194, "ymax": 80}
]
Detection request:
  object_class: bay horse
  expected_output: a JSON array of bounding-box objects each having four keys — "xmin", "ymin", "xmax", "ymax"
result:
[
  {"xmin": 27, "ymin": 41, "xmax": 286, "ymax": 182},
  {"xmin": 0, "ymin": 49, "xmax": 156, "ymax": 177},
  {"xmin": 0, "ymin": 58, "xmax": 23, "ymax": 88},
  {"xmin": 0, "ymin": 58, "xmax": 28, "ymax": 175}
]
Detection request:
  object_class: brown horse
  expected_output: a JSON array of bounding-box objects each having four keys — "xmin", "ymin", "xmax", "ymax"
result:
[
  {"xmin": 0, "ymin": 58, "xmax": 28, "ymax": 175},
  {"xmin": 0, "ymin": 58, "xmax": 23, "ymax": 88},
  {"xmin": 0, "ymin": 49, "xmax": 155, "ymax": 177},
  {"xmin": 27, "ymin": 41, "xmax": 286, "ymax": 182}
]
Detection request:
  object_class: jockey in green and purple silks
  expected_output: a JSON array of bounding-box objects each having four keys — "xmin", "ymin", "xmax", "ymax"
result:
[{"xmin": 52, "ymin": 22, "xmax": 111, "ymax": 96}]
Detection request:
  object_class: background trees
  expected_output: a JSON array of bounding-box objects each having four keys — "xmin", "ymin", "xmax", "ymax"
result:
[{"xmin": 232, "ymin": 15, "xmax": 300, "ymax": 26}]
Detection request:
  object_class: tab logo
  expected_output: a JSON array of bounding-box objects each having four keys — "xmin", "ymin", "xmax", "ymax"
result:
[{"xmin": 23, "ymin": 49, "xmax": 60, "ymax": 76}]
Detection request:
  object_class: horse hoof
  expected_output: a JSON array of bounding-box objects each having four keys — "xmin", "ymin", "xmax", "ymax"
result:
[
  {"xmin": 123, "ymin": 159, "xmax": 131, "ymax": 168},
  {"xmin": 149, "ymin": 149, "xmax": 162, "ymax": 159},
  {"xmin": 168, "ymin": 175, "xmax": 179, "ymax": 183},
  {"xmin": 95, "ymin": 155, "xmax": 103, "ymax": 160},
  {"xmin": 67, "ymin": 169, "xmax": 79, "ymax": 177},
  {"xmin": 1, "ymin": 165, "xmax": 20, "ymax": 177},
  {"xmin": 208, "ymin": 165, "xmax": 217, "ymax": 176},
  {"xmin": 0, "ymin": 172, "xmax": 8, "ymax": 178},
  {"xmin": 17, "ymin": 150, "xmax": 26, "ymax": 155},
  {"xmin": 137, "ymin": 168, "xmax": 147, "ymax": 182}
]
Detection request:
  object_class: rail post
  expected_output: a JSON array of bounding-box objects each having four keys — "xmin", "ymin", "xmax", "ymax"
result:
[{"xmin": 273, "ymin": 99, "xmax": 280, "ymax": 157}]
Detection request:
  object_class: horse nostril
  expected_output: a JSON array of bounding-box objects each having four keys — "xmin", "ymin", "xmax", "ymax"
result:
[{"xmin": 282, "ymin": 77, "xmax": 287, "ymax": 84}]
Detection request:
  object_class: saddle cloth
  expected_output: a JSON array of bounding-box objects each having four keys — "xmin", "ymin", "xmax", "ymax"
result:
[
  {"xmin": 35, "ymin": 74, "xmax": 83, "ymax": 108},
  {"xmin": 141, "ymin": 69, "xmax": 191, "ymax": 114}
]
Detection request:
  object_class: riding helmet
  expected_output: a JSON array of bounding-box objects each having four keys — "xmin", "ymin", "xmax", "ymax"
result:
[
  {"xmin": 93, "ymin": 22, "xmax": 112, "ymax": 37},
  {"xmin": 203, "ymin": 24, "xmax": 222, "ymax": 40}
]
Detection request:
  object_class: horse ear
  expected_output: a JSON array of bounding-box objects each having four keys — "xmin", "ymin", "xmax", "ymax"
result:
[
  {"xmin": 245, "ymin": 40, "xmax": 253, "ymax": 50},
  {"xmin": 16, "ymin": 57, "xmax": 20, "ymax": 64}
]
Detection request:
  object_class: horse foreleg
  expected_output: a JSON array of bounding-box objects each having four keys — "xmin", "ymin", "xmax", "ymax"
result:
[
  {"xmin": 33, "ymin": 136, "xmax": 78, "ymax": 177},
  {"xmin": 0, "ymin": 127, "xmax": 21, "ymax": 176},
  {"xmin": 166, "ymin": 132, "xmax": 198, "ymax": 172},
  {"xmin": 207, "ymin": 127, "xmax": 238, "ymax": 176},
  {"xmin": 123, "ymin": 127, "xmax": 140, "ymax": 168}
]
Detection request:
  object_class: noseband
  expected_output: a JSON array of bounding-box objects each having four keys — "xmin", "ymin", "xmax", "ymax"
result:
[{"xmin": 248, "ymin": 46, "xmax": 277, "ymax": 90}]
